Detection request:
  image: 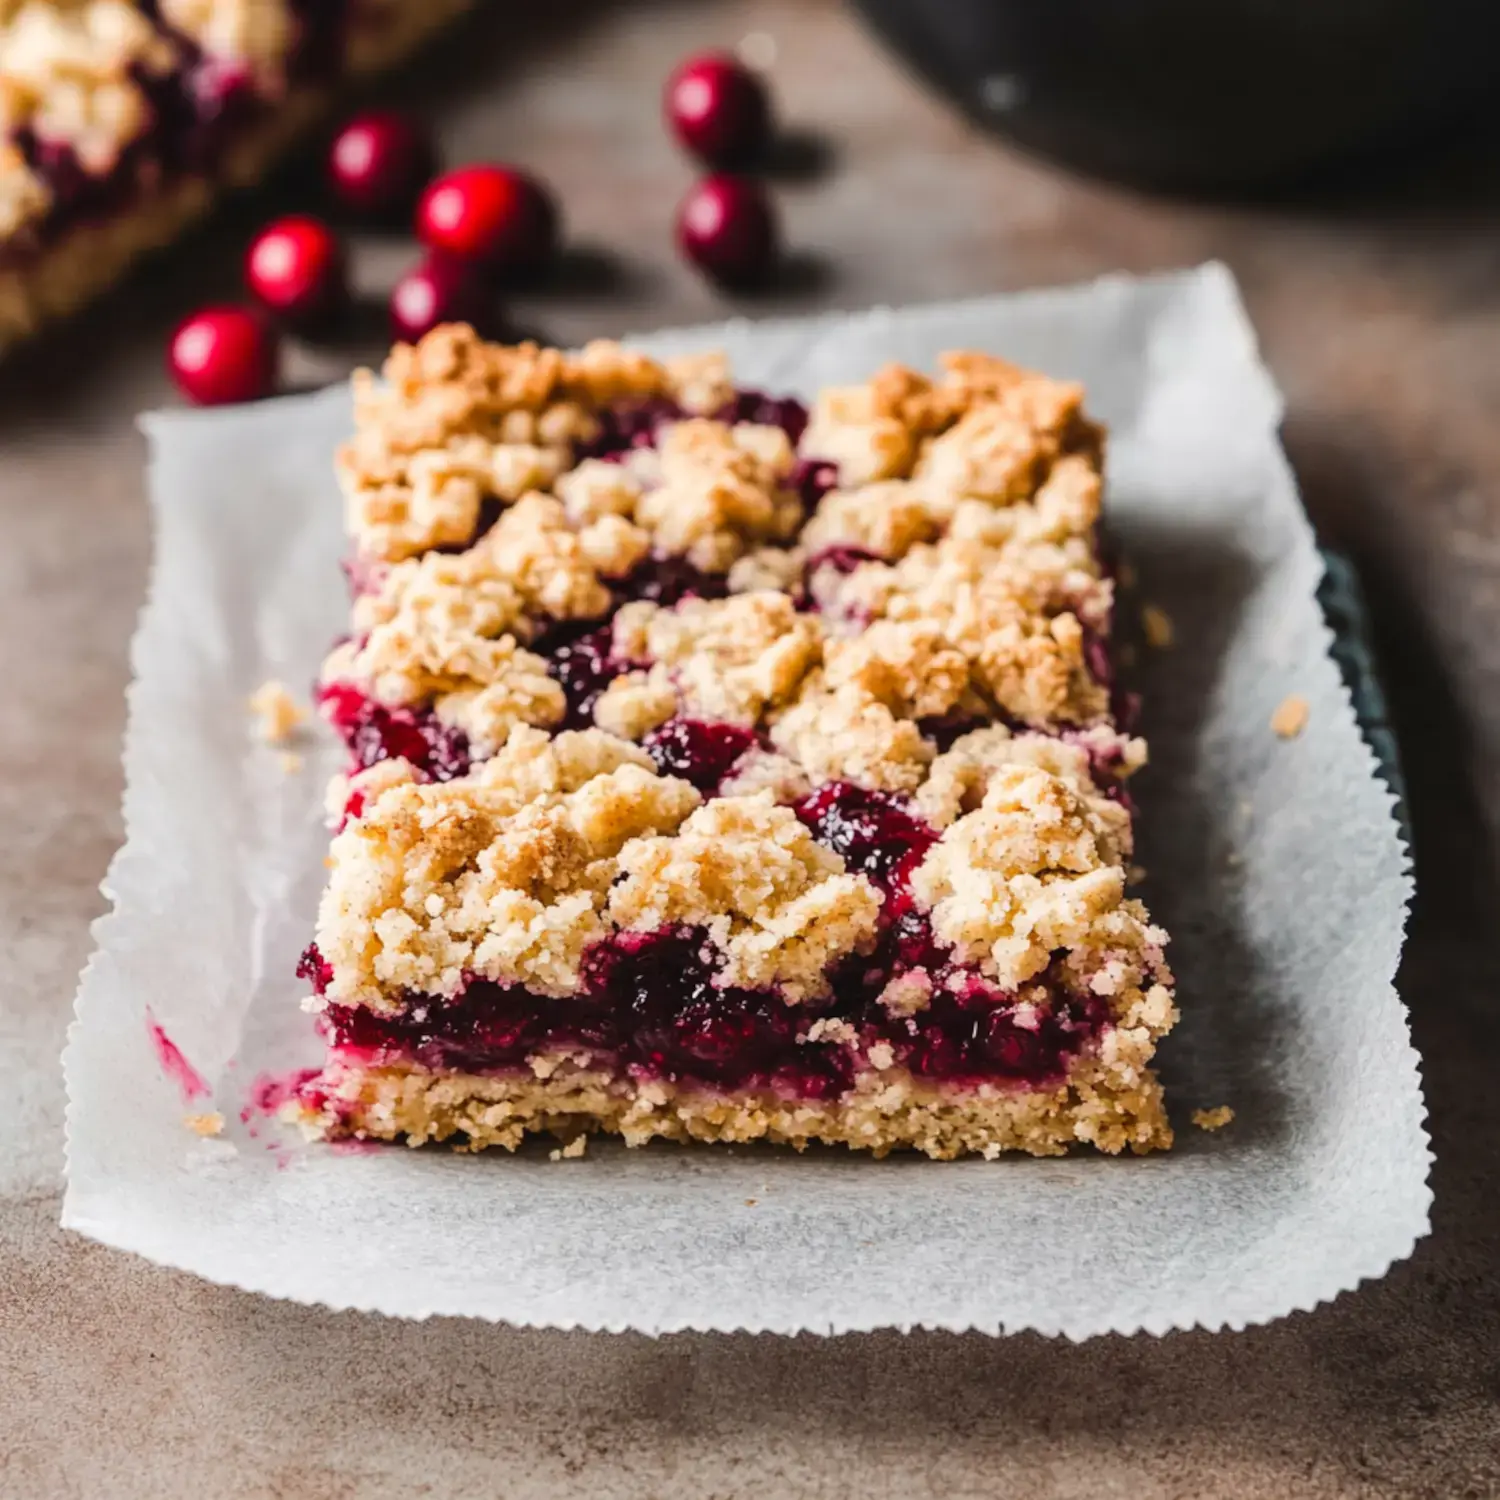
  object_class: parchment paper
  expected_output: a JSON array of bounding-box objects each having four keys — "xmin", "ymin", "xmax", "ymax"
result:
[{"xmin": 61, "ymin": 264, "xmax": 1429, "ymax": 1336}]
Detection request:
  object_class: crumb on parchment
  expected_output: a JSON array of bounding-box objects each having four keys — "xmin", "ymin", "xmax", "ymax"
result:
[
  {"xmin": 1140, "ymin": 603, "xmax": 1174, "ymax": 649},
  {"xmin": 249, "ymin": 680, "xmax": 307, "ymax": 745},
  {"xmin": 1191, "ymin": 1106, "xmax": 1235, "ymax": 1132},
  {"xmin": 549, "ymin": 1135, "xmax": 589, "ymax": 1161},
  {"xmin": 184, "ymin": 1111, "xmax": 224, "ymax": 1137},
  {"xmin": 279, "ymin": 751, "xmax": 304, "ymax": 774},
  {"xmin": 1271, "ymin": 695, "xmax": 1309, "ymax": 739}
]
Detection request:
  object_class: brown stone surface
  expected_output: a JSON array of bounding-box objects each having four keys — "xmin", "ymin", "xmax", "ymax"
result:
[{"xmin": 4, "ymin": 2, "xmax": 1499, "ymax": 1496}]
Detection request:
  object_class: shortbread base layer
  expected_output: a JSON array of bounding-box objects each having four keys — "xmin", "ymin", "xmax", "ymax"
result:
[
  {"xmin": 293, "ymin": 1055, "xmax": 1174, "ymax": 1159},
  {"xmin": 0, "ymin": 0, "xmax": 474, "ymax": 357}
]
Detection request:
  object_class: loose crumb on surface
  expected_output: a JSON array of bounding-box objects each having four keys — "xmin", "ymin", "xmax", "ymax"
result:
[
  {"xmin": 1271, "ymin": 694, "xmax": 1310, "ymax": 739},
  {"xmin": 1191, "ymin": 1106, "xmax": 1235, "ymax": 1132},
  {"xmin": 249, "ymin": 680, "xmax": 307, "ymax": 745},
  {"xmin": 549, "ymin": 1135, "xmax": 589, "ymax": 1161},
  {"xmin": 744, "ymin": 1198, "xmax": 758, "ymax": 1207},
  {"xmin": 1140, "ymin": 603, "xmax": 1174, "ymax": 649},
  {"xmin": 184, "ymin": 1111, "xmax": 224, "ymax": 1137},
  {"xmin": 279, "ymin": 751, "xmax": 304, "ymax": 774}
]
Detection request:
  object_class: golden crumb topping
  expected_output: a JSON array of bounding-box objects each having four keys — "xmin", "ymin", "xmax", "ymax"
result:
[
  {"xmin": 910, "ymin": 764, "xmax": 1143, "ymax": 993},
  {"xmin": 329, "ymin": 495, "xmax": 650, "ymax": 754},
  {"xmin": 915, "ymin": 725, "xmax": 1135, "ymax": 844},
  {"xmin": 821, "ymin": 539, "xmax": 1111, "ymax": 727},
  {"xmin": 0, "ymin": 1, "xmax": 175, "ymax": 175},
  {"xmin": 769, "ymin": 676, "xmax": 934, "ymax": 794},
  {"xmin": 317, "ymin": 727, "xmax": 700, "ymax": 1005},
  {"xmin": 800, "ymin": 480, "xmax": 952, "ymax": 561},
  {"xmin": 558, "ymin": 421, "xmax": 801, "ymax": 574},
  {"xmin": 159, "ymin": 0, "xmax": 290, "ymax": 81},
  {"xmin": 634, "ymin": 419, "xmax": 802, "ymax": 573},
  {"xmin": 609, "ymin": 592, "xmax": 824, "ymax": 728},
  {"xmin": 336, "ymin": 328, "xmax": 755, "ymax": 562},
  {"xmin": 607, "ymin": 792, "xmax": 882, "ymax": 1000},
  {"xmin": 799, "ymin": 351, "xmax": 1099, "ymax": 493},
  {"xmin": 0, "ymin": 138, "xmax": 47, "ymax": 238}
]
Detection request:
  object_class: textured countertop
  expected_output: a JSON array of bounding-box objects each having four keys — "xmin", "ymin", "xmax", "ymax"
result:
[{"xmin": 4, "ymin": 3, "xmax": 1499, "ymax": 1496}]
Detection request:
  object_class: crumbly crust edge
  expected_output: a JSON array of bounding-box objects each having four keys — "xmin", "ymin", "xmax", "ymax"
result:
[{"xmin": 293, "ymin": 1049, "xmax": 1173, "ymax": 1159}]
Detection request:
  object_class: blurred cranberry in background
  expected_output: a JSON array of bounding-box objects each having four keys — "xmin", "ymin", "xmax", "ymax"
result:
[
  {"xmin": 168, "ymin": 307, "xmax": 279, "ymax": 405},
  {"xmin": 389, "ymin": 257, "xmax": 496, "ymax": 343},
  {"xmin": 415, "ymin": 164, "xmax": 560, "ymax": 280},
  {"xmin": 244, "ymin": 215, "xmax": 347, "ymax": 329},
  {"xmin": 327, "ymin": 111, "xmax": 436, "ymax": 221},
  {"xmin": 665, "ymin": 52, "xmax": 773, "ymax": 167},
  {"xmin": 676, "ymin": 173, "xmax": 779, "ymax": 287}
]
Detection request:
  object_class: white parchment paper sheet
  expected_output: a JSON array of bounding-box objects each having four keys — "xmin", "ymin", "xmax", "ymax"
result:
[{"xmin": 61, "ymin": 264, "xmax": 1428, "ymax": 1336}]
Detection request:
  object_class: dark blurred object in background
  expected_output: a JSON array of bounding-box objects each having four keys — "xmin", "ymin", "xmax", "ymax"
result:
[{"xmin": 852, "ymin": 0, "xmax": 1500, "ymax": 193}]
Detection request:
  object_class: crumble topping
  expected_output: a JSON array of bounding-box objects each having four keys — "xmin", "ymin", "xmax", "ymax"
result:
[
  {"xmin": 560, "ymin": 420, "xmax": 800, "ymax": 574},
  {"xmin": 0, "ymin": 1, "xmax": 175, "ymax": 174},
  {"xmin": 159, "ymin": 0, "xmax": 292, "ymax": 84},
  {"xmin": 350, "ymin": 490, "xmax": 644, "ymax": 635},
  {"xmin": 913, "ymin": 404, "xmax": 1063, "ymax": 506},
  {"xmin": 800, "ymin": 480, "xmax": 951, "ymax": 560},
  {"xmin": 821, "ymin": 543, "xmax": 1110, "ymax": 727},
  {"xmin": 331, "ymin": 494, "xmax": 653, "ymax": 752},
  {"xmin": 605, "ymin": 592, "xmax": 823, "ymax": 729},
  {"xmin": 317, "ymin": 726, "xmax": 700, "ymax": 1005},
  {"xmin": 799, "ymin": 362, "xmax": 964, "ymax": 485},
  {"xmin": 337, "ymin": 328, "xmax": 754, "ymax": 562},
  {"xmin": 915, "ymin": 724, "xmax": 1137, "ymax": 832},
  {"xmin": 822, "ymin": 619, "xmax": 973, "ymax": 721},
  {"xmin": 631, "ymin": 419, "xmax": 801, "ymax": 573},
  {"xmin": 248, "ymin": 679, "xmax": 306, "ymax": 744},
  {"xmin": 607, "ymin": 791, "xmax": 882, "ymax": 1001},
  {"xmin": 798, "ymin": 353, "xmax": 1098, "ymax": 493},
  {"xmin": 661, "ymin": 348, "xmax": 735, "ymax": 416},
  {"xmin": 769, "ymin": 676, "xmax": 934, "ymax": 793},
  {"xmin": 909, "ymin": 763, "xmax": 1139, "ymax": 991},
  {"xmin": 0, "ymin": 139, "xmax": 47, "ymax": 238},
  {"xmin": 183, "ymin": 1110, "xmax": 225, "ymax": 1137}
]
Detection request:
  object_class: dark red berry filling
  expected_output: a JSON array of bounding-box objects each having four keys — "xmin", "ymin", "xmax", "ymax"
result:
[
  {"xmin": 643, "ymin": 717, "xmax": 758, "ymax": 792},
  {"xmin": 317, "ymin": 681, "xmax": 473, "ymax": 781},
  {"xmin": 617, "ymin": 553, "xmax": 729, "ymax": 607},
  {"xmin": 304, "ymin": 925, "xmax": 1109, "ymax": 1100},
  {"xmin": 792, "ymin": 781, "xmax": 940, "ymax": 891},
  {"xmin": 534, "ymin": 622, "xmax": 641, "ymax": 731}
]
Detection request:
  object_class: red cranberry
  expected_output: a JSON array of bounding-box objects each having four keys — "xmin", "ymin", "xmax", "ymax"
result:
[
  {"xmin": 327, "ymin": 111, "xmax": 434, "ymax": 220},
  {"xmin": 244, "ymin": 215, "xmax": 347, "ymax": 328},
  {"xmin": 388, "ymin": 256, "xmax": 496, "ymax": 343},
  {"xmin": 167, "ymin": 306, "xmax": 279, "ymax": 405},
  {"xmin": 676, "ymin": 173, "xmax": 779, "ymax": 288},
  {"xmin": 415, "ymin": 164, "xmax": 560, "ymax": 279},
  {"xmin": 665, "ymin": 52, "xmax": 772, "ymax": 166}
]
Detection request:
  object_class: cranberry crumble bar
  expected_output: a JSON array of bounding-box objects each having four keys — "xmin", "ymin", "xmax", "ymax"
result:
[
  {"xmin": 292, "ymin": 326, "xmax": 1178, "ymax": 1159},
  {"xmin": 0, "ymin": 0, "xmax": 474, "ymax": 354}
]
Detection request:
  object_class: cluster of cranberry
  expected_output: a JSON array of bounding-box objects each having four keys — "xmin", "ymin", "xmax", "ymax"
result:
[{"xmin": 168, "ymin": 50, "xmax": 786, "ymax": 406}]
